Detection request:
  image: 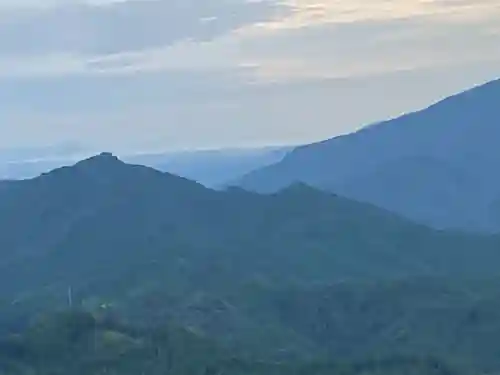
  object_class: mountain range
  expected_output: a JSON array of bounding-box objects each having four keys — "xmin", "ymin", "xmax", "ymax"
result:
[
  {"xmin": 0, "ymin": 146, "xmax": 290, "ymax": 188},
  {"xmin": 2, "ymin": 153, "xmax": 499, "ymax": 303},
  {"xmin": 3, "ymin": 154, "xmax": 500, "ymax": 373},
  {"xmin": 3, "ymin": 78, "xmax": 500, "ymax": 373},
  {"xmin": 124, "ymin": 146, "xmax": 291, "ymax": 188},
  {"xmin": 237, "ymin": 78, "xmax": 500, "ymax": 232}
]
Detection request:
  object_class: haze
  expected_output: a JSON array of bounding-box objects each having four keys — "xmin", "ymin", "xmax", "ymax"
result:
[{"xmin": 0, "ymin": 0, "xmax": 499, "ymax": 152}]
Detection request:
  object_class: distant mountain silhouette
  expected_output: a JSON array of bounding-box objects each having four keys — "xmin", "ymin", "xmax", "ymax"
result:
[
  {"xmin": 0, "ymin": 146, "xmax": 291, "ymax": 187},
  {"xmin": 126, "ymin": 146, "xmax": 291, "ymax": 188},
  {"xmin": 1, "ymin": 154, "xmax": 499, "ymax": 308},
  {"xmin": 237, "ymin": 78, "xmax": 500, "ymax": 232}
]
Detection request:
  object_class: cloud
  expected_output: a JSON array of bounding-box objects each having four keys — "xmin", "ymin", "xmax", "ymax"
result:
[
  {"xmin": 0, "ymin": 0, "xmax": 284, "ymax": 56},
  {"xmin": 261, "ymin": 0, "xmax": 500, "ymax": 29},
  {"xmin": 0, "ymin": 61, "xmax": 498, "ymax": 152},
  {"xmin": 0, "ymin": 0, "xmax": 498, "ymax": 151},
  {"xmin": 0, "ymin": 0, "xmax": 498, "ymax": 81},
  {"xmin": 222, "ymin": 0, "xmax": 500, "ymax": 80}
]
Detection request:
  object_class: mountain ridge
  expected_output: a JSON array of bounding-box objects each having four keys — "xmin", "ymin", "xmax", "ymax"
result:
[
  {"xmin": 1, "ymin": 153, "xmax": 499, "ymax": 298},
  {"xmin": 237, "ymin": 78, "xmax": 500, "ymax": 231},
  {"xmin": 2, "ymin": 154, "xmax": 500, "ymax": 369}
]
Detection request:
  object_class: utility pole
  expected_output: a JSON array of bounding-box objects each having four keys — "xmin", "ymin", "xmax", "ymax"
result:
[{"xmin": 68, "ymin": 286, "xmax": 73, "ymax": 308}]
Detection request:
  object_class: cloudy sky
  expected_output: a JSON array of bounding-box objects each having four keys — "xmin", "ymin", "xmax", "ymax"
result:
[{"xmin": 0, "ymin": 0, "xmax": 499, "ymax": 152}]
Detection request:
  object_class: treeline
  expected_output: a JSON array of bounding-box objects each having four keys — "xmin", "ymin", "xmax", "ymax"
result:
[
  {"xmin": 0, "ymin": 309, "xmax": 220, "ymax": 375},
  {"xmin": 0, "ymin": 309, "xmax": 461, "ymax": 375}
]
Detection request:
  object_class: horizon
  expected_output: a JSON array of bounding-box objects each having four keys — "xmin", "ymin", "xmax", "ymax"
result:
[
  {"xmin": 0, "ymin": 0, "xmax": 499, "ymax": 152},
  {"xmin": 1, "ymin": 75, "xmax": 499, "ymax": 158}
]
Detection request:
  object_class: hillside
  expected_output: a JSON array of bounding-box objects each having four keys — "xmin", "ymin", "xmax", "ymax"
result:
[
  {"xmin": 237, "ymin": 78, "xmax": 500, "ymax": 232},
  {"xmin": 2, "ymin": 153, "xmax": 500, "ymax": 301},
  {"xmin": 263, "ymin": 277, "xmax": 500, "ymax": 372},
  {"xmin": 3, "ymin": 155, "xmax": 500, "ymax": 372},
  {"xmin": 0, "ymin": 309, "xmax": 460, "ymax": 375},
  {"xmin": 0, "ymin": 309, "xmax": 226, "ymax": 375}
]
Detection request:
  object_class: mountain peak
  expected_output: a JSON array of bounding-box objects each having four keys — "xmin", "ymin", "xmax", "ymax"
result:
[
  {"xmin": 35, "ymin": 152, "xmax": 129, "ymax": 183},
  {"xmin": 78, "ymin": 152, "xmax": 122, "ymax": 165},
  {"xmin": 70, "ymin": 152, "xmax": 128, "ymax": 172},
  {"xmin": 35, "ymin": 151, "xmax": 211, "ymax": 195}
]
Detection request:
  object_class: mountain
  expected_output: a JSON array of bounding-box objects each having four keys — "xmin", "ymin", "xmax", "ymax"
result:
[
  {"xmin": 2, "ymin": 153, "xmax": 500, "ymax": 302},
  {"xmin": 0, "ymin": 146, "xmax": 290, "ymax": 187},
  {"xmin": 125, "ymin": 146, "xmax": 291, "ymax": 188},
  {"xmin": 2, "ymin": 154, "xmax": 500, "ymax": 372},
  {"xmin": 237, "ymin": 78, "xmax": 500, "ymax": 232}
]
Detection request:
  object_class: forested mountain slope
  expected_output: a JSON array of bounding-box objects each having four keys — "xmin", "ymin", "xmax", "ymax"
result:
[{"xmin": 238, "ymin": 79, "xmax": 500, "ymax": 232}]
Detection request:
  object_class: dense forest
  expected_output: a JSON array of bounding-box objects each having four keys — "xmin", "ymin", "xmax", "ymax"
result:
[
  {"xmin": 0, "ymin": 309, "xmax": 461, "ymax": 375},
  {"xmin": 2, "ymin": 154, "xmax": 500, "ymax": 374}
]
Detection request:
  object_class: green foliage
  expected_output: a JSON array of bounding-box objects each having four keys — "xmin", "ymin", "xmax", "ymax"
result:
[
  {"xmin": 1, "ymin": 155, "xmax": 499, "ymax": 374},
  {"xmin": 0, "ymin": 309, "xmax": 222, "ymax": 375},
  {"xmin": 0, "ymin": 309, "xmax": 463, "ymax": 375}
]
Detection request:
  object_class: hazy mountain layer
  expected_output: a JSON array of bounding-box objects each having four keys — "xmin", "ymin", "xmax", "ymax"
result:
[{"xmin": 238, "ymin": 79, "xmax": 500, "ymax": 232}]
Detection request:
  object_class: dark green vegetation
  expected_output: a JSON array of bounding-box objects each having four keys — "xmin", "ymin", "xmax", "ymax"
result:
[
  {"xmin": 2, "ymin": 154, "xmax": 500, "ymax": 374},
  {"xmin": 0, "ymin": 309, "xmax": 461, "ymax": 375},
  {"xmin": 0, "ymin": 309, "xmax": 221, "ymax": 375},
  {"xmin": 237, "ymin": 78, "xmax": 500, "ymax": 232}
]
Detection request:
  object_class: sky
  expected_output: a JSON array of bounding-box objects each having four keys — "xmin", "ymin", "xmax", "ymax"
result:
[{"xmin": 0, "ymin": 0, "xmax": 499, "ymax": 153}]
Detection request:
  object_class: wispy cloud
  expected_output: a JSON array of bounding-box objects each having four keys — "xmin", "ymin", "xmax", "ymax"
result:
[
  {"xmin": 222, "ymin": 0, "xmax": 500, "ymax": 81},
  {"xmin": 0, "ymin": 0, "xmax": 498, "ymax": 150},
  {"xmin": 260, "ymin": 0, "xmax": 500, "ymax": 29},
  {"xmin": 0, "ymin": 0, "xmax": 498, "ymax": 80},
  {"xmin": 0, "ymin": 0, "xmax": 283, "ymax": 56}
]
